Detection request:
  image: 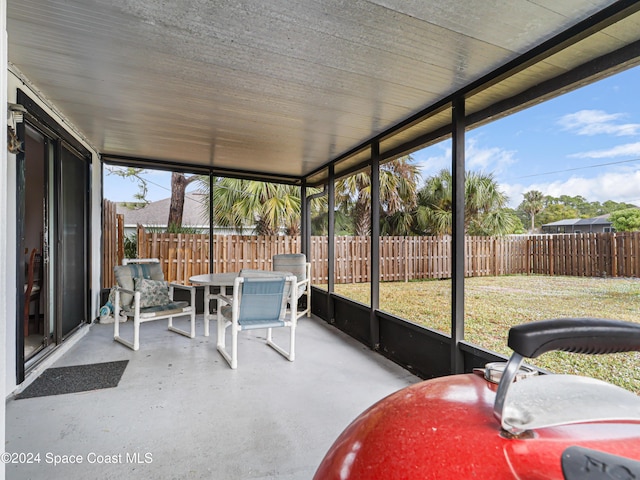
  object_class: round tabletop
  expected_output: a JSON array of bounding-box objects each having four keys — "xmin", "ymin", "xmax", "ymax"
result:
[{"xmin": 189, "ymin": 272, "xmax": 239, "ymax": 286}]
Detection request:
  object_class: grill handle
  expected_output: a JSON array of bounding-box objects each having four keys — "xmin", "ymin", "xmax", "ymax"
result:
[{"xmin": 508, "ymin": 317, "xmax": 640, "ymax": 359}]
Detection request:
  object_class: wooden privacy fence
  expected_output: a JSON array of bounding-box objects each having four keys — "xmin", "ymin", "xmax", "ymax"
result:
[
  {"xmin": 102, "ymin": 199, "xmax": 124, "ymax": 288},
  {"xmin": 136, "ymin": 226, "xmax": 302, "ymax": 284},
  {"xmin": 102, "ymin": 227, "xmax": 640, "ymax": 287},
  {"xmin": 337, "ymin": 235, "xmax": 531, "ymax": 282},
  {"xmin": 529, "ymin": 232, "xmax": 640, "ymax": 277}
]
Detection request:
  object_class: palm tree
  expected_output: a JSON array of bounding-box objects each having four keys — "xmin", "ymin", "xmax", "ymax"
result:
[
  {"xmin": 520, "ymin": 190, "xmax": 545, "ymax": 232},
  {"xmin": 199, "ymin": 178, "xmax": 302, "ymax": 235},
  {"xmin": 416, "ymin": 169, "xmax": 516, "ymax": 235},
  {"xmin": 199, "ymin": 156, "xmax": 419, "ymax": 237},
  {"xmin": 415, "ymin": 169, "xmax": 454, "ymax": 235},
  {"xmin": 335, "ymin": 155, "xmax": 420, "ymax": 236}
]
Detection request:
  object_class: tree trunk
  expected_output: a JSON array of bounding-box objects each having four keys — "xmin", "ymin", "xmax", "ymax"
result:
[
  {"xmin": 353, "ymin": 200, "xmax": 371, "ymax": 236},
  {"xmin": 167, "ymin": 173, "xmax": 198, "ymax": 229}
]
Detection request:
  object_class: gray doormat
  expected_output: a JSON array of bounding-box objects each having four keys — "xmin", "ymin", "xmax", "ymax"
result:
[{"xmin": 16, "ymin": 360, "xmax": 129, "ymax": 399}]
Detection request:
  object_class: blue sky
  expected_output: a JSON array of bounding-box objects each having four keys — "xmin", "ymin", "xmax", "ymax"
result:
[
  {"xmin": 105, "ymin": 65, "xmax": 640, "ymax": 209},
  {"xmin": 103, "ymin": 168, "xmax": 176, "ymax": 203},
  {"xmin": 413, "ymin": 64, "xmax": 640, "ymax": 208}
]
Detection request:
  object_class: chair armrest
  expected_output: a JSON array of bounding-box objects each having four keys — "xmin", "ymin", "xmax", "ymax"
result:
[
  {"xmin": 114, "ymin": 285, "xmax": 135, "ymax": 296},
  {"xmin": 216, "ymin": 294, "xmax": 233, "ymax": 306},
  {"xmin": 113, "ymin": 286, "xmax": 140, "ymax": 315},
  {"xmin": 296, "ymin": 263, "xmax": 311, "ymax": 291},
  {"xmin": 114, "ymin": 285, "xmax": 135, "ymax": 307},
  {"xmin": 292, "ymin": 277, "xmax": 309, "ymax": 301},
  {"xmin": 168, "ymin": 283, "xmax": 196, "ymax": 305}
]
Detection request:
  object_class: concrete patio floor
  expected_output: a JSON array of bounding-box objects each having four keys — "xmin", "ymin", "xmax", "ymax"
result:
[{"xmin": 5, "ymin": 314, "xmax": 419, "ymax": 479}]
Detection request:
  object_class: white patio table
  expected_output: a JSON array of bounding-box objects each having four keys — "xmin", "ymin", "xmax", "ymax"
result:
[{"xmin": 189, "ymin": 272, "xmax": 239, "ymax": 337}]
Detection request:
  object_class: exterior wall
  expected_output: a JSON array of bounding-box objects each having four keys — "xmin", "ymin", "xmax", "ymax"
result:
[
  {"xmin": 4, "ymin": 78, "xmax": 17, "ymax": 395},
  {"xmin": 542, "ymin": 222, "xmax": 613, "ymax": 234},
  {"xmin": 4, "ymin": 66, "xmax": 102, "ymax": 395},
  {"xmin": 571, "ymin": 226, "xmax": 610, "ymax": 234},
  {"xmin": 2, "ymin": 3, "xmax": 9, "ymax": 477}
]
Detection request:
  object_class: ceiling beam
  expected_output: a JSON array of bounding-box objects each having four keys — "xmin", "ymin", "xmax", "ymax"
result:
[{"xmin": 102, "ymin": 154, "xmax": 303, "ymax": 185}]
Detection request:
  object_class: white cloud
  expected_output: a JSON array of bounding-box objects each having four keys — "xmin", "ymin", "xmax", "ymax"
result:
[
  {"xmin": 411, "ymin": 134, "xmax": 640, "ymax": 209},
  {"xmin": 413, "ymin": 144, "xmax": 450, "ymax": 179},
  {"xmin": 569, "ymin": 142, "xmax": 640, "ymax": 159},
  {"xmin": 413, "ymin": 137, "xmax": 517, "ymax": 180},
  {"xmin": 558, "ymin": 109, "xmax": 640, "ymax": 136},
  {"xmin": 466, "ymin": 138, "xmax": 517, "ymax": 173},
  {"xmin": 503, "ymin": 169, "xmax": 640, "ymax": 208}
]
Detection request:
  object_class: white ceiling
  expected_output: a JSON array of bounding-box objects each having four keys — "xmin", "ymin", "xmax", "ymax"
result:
[{"xmin": 8, "ymin": 1, "xmax": 640, "ymax": 183}]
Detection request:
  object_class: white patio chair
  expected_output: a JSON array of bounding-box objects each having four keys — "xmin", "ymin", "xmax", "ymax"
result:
[
  {"xmin": 273, "ymin": 253, "xmax": 311, "ymax": 318},
  {"xmin": 216, "ymin": 271, "xmax": 297, "ymax": 369},
  {"xmin": 113, "ymin": 258, "xmax": 196, "ymax": 350}
]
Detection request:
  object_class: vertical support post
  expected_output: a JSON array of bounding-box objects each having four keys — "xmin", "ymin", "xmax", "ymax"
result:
[
  {"xmin": 301, "ymin": 180, "xmax": 308, "ymax": 256},
  {"xmin": 305, "ymin": 191, "xmax": 313, "ymax": 261},
  {"xmin": 451, "ymin": 97, "xmax": 466, "ymax": 374},
  {"xmin": 305, "ymin": 184, "xmax": 328, "ymax": 304},
  {"xmin": 370, "ymin": 142, "xmax": 380, "ymax": 349},
  {"xmin": 209, "ymin": 172, "xmax": 214, "ymax": 274},
  {"xmin": 327, "ymin": 165, "xmax": 335, "ymax": 321}
]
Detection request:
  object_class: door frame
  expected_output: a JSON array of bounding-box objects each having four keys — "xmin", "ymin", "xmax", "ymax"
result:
[{"xmin": 15, "ymin": 89, "xmax": 92, "ymax": 384}]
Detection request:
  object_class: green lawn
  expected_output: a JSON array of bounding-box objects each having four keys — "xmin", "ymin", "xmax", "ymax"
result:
[{"xmin": 332, "ymin": 275, "xmax": 640, "ymax": 393}]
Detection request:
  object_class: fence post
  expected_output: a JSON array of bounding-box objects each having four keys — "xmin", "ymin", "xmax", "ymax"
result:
[
  {"xmin": 102, "ymin": 199, "xmax": 117, "ymax": 288},
  {"xmin": 404, "ymin": 238, "xmax": 409, "ymax": 282},
  {"xmin": 116, "ymin": 214, "xmax": 124, "ymax": 265},
  {"xmin": 136, "ymin": 224, "xmax": 145, "ymax": 258},
  {"xmin": 612, "ymin": 232, "xmax": 618, "ymax": 278},
  {"xmin": 549, "ymin": 236, "xmax": 554, "ymax": 276},
  {"xmin": 492, "ymin": 237, "xmax": 497, "ymax": 276}
]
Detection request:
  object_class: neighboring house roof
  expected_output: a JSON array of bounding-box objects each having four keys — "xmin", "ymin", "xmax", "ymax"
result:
[
  {"xmin": 117, "ymin": 192, "xmax": 209, "ymax": 228},
  {"xmin": 542, "ymin": 214, "xmax": 612, "ymax": 228},
  {"xmin": 542, "ymin": 218, "xmax": 581, "ymax": 227}
]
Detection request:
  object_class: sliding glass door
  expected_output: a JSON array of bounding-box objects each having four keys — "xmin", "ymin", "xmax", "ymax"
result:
[{"xmin": 59, "ymin": 144, "xmax": 89, "ymax": 338}]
